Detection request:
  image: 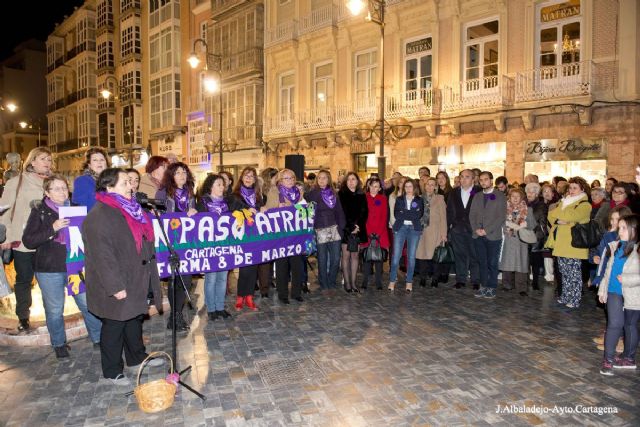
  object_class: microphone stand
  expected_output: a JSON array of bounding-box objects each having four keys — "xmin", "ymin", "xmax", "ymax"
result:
[{"xmin": 126, "ymin": 204, "xmax": 205, "ymax": 401}]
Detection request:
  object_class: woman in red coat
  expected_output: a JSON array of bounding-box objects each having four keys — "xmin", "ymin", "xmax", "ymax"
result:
[{"xmin": 361, "ymin": 176, "xmax": 389, "ymax": 289}]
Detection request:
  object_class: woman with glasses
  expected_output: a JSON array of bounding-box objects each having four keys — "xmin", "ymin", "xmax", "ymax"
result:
[
  {"xmin": 264, "ymin": 169, "xmax": 306, "ymax": 304},
  {"xmin": 156, "ymin": 162, "xmax": 198, "ymax": 331},
  {"xmin": 230, "ymin": 167, "xmax": 264, "ymax": 310}
]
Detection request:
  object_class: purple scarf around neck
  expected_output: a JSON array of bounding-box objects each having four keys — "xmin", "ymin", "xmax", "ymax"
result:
[
  {"xmin": 174, "ymin": 187, "xmax": 189, "ymax": 212},
  {"xmin": 204, "ymin": 195, "xmax": 228, "ymax": 215},
  {"xmin": 240, "ymin": 185, "xmax": 256, "ymax": 208},
  {"xmin": 278, "ymin": 184, "xmax": 300, "ymax": 204},
  {"xmin": 99, "ymin": 192, "xmax": 147, "ymax": 223},
  {"xmin": 44, "ymin": 197, "xmax": 68, "ymax": 244},
  {"xmin": 320, "ymin": 186, "xmax": 336, "ymax": 208}
]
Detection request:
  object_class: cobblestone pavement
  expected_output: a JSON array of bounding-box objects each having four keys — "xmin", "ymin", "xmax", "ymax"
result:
[{"xmin": 0, "ymin": 267, "xmax": 638, "ymax": 427}]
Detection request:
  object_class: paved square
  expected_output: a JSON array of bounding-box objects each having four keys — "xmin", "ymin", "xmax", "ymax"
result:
[{"xmin": 0, "ymin": 268, "xmax": 638, "ymax": 426}]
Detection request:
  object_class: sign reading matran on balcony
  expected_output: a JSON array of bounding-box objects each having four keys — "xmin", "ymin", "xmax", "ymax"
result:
[
  {"xmin": 540, "ymin": 0, "xmax": 580, "ymax": 23},
  {"xmin": 524, "ymin": 138, "xmax": 606, "ymax": 162},
  {"xmin": 406, "ymin": 37, "xmax": 432, "ymax": 55}
]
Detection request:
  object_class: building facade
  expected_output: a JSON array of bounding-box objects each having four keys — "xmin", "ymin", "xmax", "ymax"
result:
[
  {"xmin": 263, "ymin": 0, "xmax": 640, "ymax": 184},
  {"xmin": 184, "ymin": 0, "xmax": 265, "ymax": 182}
]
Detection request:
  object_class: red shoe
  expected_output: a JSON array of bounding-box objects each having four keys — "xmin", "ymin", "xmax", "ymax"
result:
[
  {"xmin": 245, "ymin": 295, "xmax": 258, "ymax": 311},
  {"xmin": 235, "ymin": 296, "xmax": 244, "ymax": 311}
]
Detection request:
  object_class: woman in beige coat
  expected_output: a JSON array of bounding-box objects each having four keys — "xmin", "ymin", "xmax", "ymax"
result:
[
  {"xmin": 416, "ymin": 177, "xmax": 448, "ymax": 288},
  {"xmin": 0, "ymin": 147, "xmax": 52, "ymax": 331}
]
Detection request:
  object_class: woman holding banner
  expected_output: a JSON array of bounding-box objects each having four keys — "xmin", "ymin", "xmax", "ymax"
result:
[
  {"xmin": 230, "ymin": 167, "xmax": 264, "ymax": 311},
  {"xmin": 23, "ymin": 174, "xmax": 102, "ymax": 358},
  {"xmin": 197, "ymin": 174, "xmax": 235, "ymax": 320},
  {"xmin": 156, "ymin": 162, "xmax": 198, "ymax": 331},
  {"xmin": 264, "ymin": 168, "xmax": 305, "ymax": 304},
  {"xmin": 83, "ymin": 168, "xmax": 163, "ymax": 385},
  {"xmin": 305, "ymin": 169, "xmax": 345, "ymax": 295}
]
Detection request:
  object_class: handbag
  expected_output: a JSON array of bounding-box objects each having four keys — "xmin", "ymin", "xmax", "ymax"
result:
[
  {"xmin": 518, "ymin": 228, "xmax": 538, "ymax": 244},
  {"xmin": 433, "ymin": 241, "xmax": 455, "ymax": 264},
  {"xmin": 346, "ymin": 233, "xmax": 360, "ymax": 252},
  {"xmin": 364, "ymin": 233, "xmax": 384, "ymax": 262},
  {"xmin": 571, "ymin": 220, "xmax": 602, "ymax": 249},
  {"xmin": 316, "ymin": 224, "xmax": 341, "ymax": 245}
]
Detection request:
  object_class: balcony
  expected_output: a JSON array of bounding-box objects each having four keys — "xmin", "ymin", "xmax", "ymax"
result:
[
  {"xmin": 212, "ymin": 0, "xmax": 245, "ymax": 18},
  {"xmin": 515, "ymin": 60, "xmax": 594, "ymax": 103},
  {"xmin": 265, "ymin": 21, "xmax": 298, "ymax": 48},
  {"xmin": 442, "ymin": 75, "xmax": 514, "ymax": 113},
  {"xmin": 264, "ymin": 89, "xmax": 437, "ymax": 138},
  {"xmin": 220, "ymin": 48, "xmax": 263, "ymax": 78},
  {"xmin": 299, "ymin": 4, "xmax": 341, "ymax": 35},
  {"xmin": 47, "ymin": 57, "xmax": 65, "ymax": 73}
]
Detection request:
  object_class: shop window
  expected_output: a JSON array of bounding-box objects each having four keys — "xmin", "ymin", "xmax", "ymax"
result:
[{"xmin": 463, "ymin": 19, "xmax": 499, "ymax": 90}]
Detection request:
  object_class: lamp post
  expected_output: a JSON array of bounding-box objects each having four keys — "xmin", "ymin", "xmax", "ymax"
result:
[
  {"xmin": 188, "ymin": 38, "xmax": 227, "ymax": 171},
  {"xmin": 346, "ymin": 0, "xmax": 411, "ymax": 180},
  {"xmin": 100, "ymin": 75, "xmax": 136, "ymax": 167},
  {"xmin": 18, "ymin": 119, "xmax": 43, "ymax": 146}
]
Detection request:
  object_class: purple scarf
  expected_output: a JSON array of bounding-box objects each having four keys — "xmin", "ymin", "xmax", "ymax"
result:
[
  {"xmin": 174, "ymin": 187, "xmax": 189, "ymax": 212},
  {"xmin": 278, "ymin": 184, "xmax": 300, "ymax": 204},
  {"xmin": 99, "ymin": 192, "xmax": 147, "ymax": 223},
  {"xmin": 320, "ymin": 186, "xmax": 336, "ymax": 208},
  {"xmin": 204, "ymin": 196, "xmax": 228, "ymax": 215},
  {"xmin": 44, "ymin": 197, "xmax": 68, "ymax": 245},
  {"xmin": 240, "ymin": 185, "xmax": 256, "ymax": 208}
]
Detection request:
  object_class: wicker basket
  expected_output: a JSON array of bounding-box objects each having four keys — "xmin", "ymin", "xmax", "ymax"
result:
[{"xmin": 134, "ymin": 351, "xmax": 177, "ymax": 413}]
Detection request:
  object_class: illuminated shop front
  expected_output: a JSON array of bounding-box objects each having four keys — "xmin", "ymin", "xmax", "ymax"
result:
[{"xmin": 523, "ymin": 138, "xmax": 607, "ymax": 185}]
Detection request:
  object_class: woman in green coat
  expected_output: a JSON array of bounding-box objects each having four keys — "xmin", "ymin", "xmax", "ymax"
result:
[{"xmin": 546, "ymin": 177, "xmax": 592, "ymax": 309}]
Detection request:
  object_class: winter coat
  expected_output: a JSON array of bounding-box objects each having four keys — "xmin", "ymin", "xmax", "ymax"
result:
[
  {"xmin": 528, "ymin": 198, "xmax": 549, "ymax": 252},
  {"xmin": 82, "ymin": 201, "xmax": 163, "ymax": 321},
  {"xmin": 416, "ymin": 194, "xmax": 446, "ymax": 260},
  {"xmin": 22, "ymin": 200, "xmax": 67, "ymax": 272},
  {"xmin": 138, "ymin": 174, "xmax": 161, "ymax": 199},
  {"xmin": 362, "ymin": 192, "xmax": 390, "ymax": 249},
  {"xmin": 546, "ymin": 194, "xmax": 591, "ymax": 259},
  {"xmin": 338, "ymin": 189, "xmax": 368, "ymax": 243},
  {"xmin": 72, "ymin": 174, "xmax": 98, "ymax": 211},
  {"xmin": 447, "ymin": 185, "xmax": 482, "ymax": 234},
  {"xmin": 0, "ymin": 172, "xmax": 45, "ymax": 252},
  {"xmin": 264, "ymin": 186, "xmax": 305, "ymax": 210},
  {"xmin": 469, "ymin": 190, "xmax": 507, "ymax": 241},
  {"xmin": 500, "ymin": 207, "xmax": 536, "ymax": 273},
  {"xmin": 597, "ymin": 242, "xmax": 640, "ymax": 310},
  {"xmin": 305, "ymin": 188, "xmax": 346, "ymax": 238}
]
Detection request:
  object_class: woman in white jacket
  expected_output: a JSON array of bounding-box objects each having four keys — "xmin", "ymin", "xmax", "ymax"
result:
[{"xmin": 597, "ymin": 214, "xmax": 640, "ymax": 375}]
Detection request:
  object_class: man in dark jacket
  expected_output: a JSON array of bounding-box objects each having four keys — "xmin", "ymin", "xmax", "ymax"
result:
[{"xmin": 446, "ymin": 169, "xmax": 481, "ymax": 289}]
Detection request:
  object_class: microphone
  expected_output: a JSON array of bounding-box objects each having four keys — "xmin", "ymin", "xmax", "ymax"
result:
[{"xmin": 135, "ymin": 192, "xmax": 167, "ymax": 211}]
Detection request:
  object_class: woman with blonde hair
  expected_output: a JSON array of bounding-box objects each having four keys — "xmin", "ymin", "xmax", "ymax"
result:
[
  {"xmin": 0, "ymin": 147, "xmax": 52, "ymax": 331},
  {"xmin": 264, "ymin": 168, "xmax": 306, "ymax": 303},
  {"xmin": 416, "ymin": 177, "xmax": 448, "ymax": 288}
]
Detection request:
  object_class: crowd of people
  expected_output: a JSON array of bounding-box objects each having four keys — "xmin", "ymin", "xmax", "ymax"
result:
[{"xmin": 1, "ymin": 145, "xmax": 639, "ymax": 384}]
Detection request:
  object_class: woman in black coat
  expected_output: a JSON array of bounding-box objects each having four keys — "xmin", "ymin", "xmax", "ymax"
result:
[
  {"xmin": 155, "ymin": 162, "xmax": 198, "ymax": 331},
  {"xmin": 83, "ymin": 168, "xmax": 163, "ymax": 385},
  {"xmin": 338, "ymin": 172, "xmax": 368, "ymax": 293}
]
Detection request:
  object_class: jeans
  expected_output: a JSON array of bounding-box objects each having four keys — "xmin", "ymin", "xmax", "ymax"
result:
[
  {"xmin": 473, "ymin": 237, "xmax": 502, "ymax": 289},
  {"xmin": 389, "ymin": 225, "xmax": 421, "ymax": 283},
  {"xmin": 13, "ymin": 251, "xmax": 35, "ymax": 320},
  {"xmin": 604, "ymin": 293, "xmax": 624, "ymax": 362},
  {"xmin": 36, "ymin": 272, "xmax": 102, "ymax": 347},
  {"xmin": 316, "ymin": 240, "xmax": 341, "ymax": 289},
  {"xmin": 204, "ymin": 271, "xmax": 228, "ymax": 312},
  {"xmin": 623, "ymin": 308, "xmax": 640, "ymax": 361}
]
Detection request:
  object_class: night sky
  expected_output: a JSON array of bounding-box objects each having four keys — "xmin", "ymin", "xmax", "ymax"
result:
[{"xmin": 1, "ymin": 0, "xmax": 85, "ymax": 60}]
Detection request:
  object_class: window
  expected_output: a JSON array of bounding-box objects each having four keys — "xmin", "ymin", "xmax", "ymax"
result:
[
  {"xmin": 314, "ymin": 62, "xmax": 333, "ymax": 111},
  {"xmin": 121, "ymin": 70, "xmax": 142, "ymax": 102},
  {"xmin": 120, "ymin": 0, "xmax": 140, "ymax": 13},
  {"xmin": 404, "ymin": 36, "xmax": 432, "ymax": 99},
  {"xmin": 97, "ymin": 0, "xmax": 113, "ymax": 28},
  {"xmin": 355, "ymin": 50, "xmax": 377, "ymax": 101},
  {"xmin": 279, "ymin": 72, "xmax": 295, "ymax": 117},
  {"xmin": 97, "ymin": 40, "xmax": 114, "ymax": 69},
  {"xmin": 150, "ymin": 74, "xmax": 180, "ymax": 129},
  {"xmin": 537, "ymin": 1, "xmax": 581, "ymax": 73},
  {"xmin": 121, "ymin": 24, "xmax": 141, "ymax": 57},
  {"xmin": 463, "ymin": 19, "xmax": 499, "ymax": 89}
]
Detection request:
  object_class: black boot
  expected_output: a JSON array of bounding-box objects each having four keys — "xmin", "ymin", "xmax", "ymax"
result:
[{"xmin": 419, "ymin": 277, "xmax": 427, "ymax": 287}]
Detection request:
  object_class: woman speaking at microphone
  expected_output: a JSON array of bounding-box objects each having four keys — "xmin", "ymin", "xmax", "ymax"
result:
[
  {"xmin": 155, "ymin": 162, "xmax": 198, "ymax": 331},
  {"xmin": 83, "ymin": 168, "xmax": 163, "ymax": 385}
]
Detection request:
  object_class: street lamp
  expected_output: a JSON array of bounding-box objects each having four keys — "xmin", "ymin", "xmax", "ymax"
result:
[
  {"xmin": 347, "ymin": 0, "xmax": 411, "ymax": 180},
  {"xmin": 18, "ymin": 119, "xmax": 43, "ymax": 146},
  {"xmin": 188, "ymin": 38, "xmax": 227, "ymax": 171}
]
